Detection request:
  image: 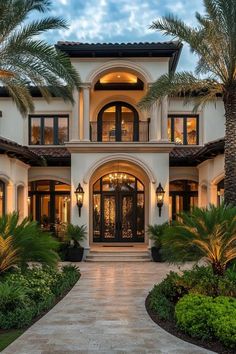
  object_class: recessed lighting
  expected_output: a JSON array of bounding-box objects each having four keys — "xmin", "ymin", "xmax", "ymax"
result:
[{"xmin": 117, "ymin": 75, "xmax": 121, "ymax": 78}]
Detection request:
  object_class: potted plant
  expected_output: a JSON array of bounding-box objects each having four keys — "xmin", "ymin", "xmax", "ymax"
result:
[
  {"xmin": 65, "ymin": 224, "xmax": 87, "ymax": 262},
  {"xmin": 147, "ymin": 222, "xmax": 169, "ymax": 262}
]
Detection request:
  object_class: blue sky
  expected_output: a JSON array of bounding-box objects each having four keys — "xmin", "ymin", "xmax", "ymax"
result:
[{"xmin": 41, "ymin": 0, "xmax": 205, "ymax": 71}]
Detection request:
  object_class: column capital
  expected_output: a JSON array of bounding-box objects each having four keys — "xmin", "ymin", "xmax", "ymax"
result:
[{"xmin": 80, "ymin": 83, "xmax": 91, "ymax": 89}]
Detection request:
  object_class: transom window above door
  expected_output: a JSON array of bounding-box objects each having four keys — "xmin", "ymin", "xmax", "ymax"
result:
[
  {"xmin": 97, "ymin": 102, "xmax": 139, "ymax": 142},
  {"xmin": 29, "ymin": 115, "xmax": 69, "ymax": 145},
  {"xmin": 168, "ymin": 115, "xmax": 199, "ymax": 145}
]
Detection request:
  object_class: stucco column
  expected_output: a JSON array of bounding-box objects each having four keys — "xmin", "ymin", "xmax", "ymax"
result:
[
  {"xmin": 71, "ymin": 89, "xmax": 80, "ymax": 141},
  {"xmin": 161, "ymin": 96, "xmax": 168, "ymax": 141},
  {"xmin": 149, "ymin": 102, "xmax": 161, "ymax": 141},
  {"xmin": 82, "ymin": 85, "xmax": 91, "ymax": 141}
]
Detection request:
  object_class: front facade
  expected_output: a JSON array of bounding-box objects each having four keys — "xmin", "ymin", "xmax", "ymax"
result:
[{"xmin": 0, "ymin": 42, "xmax": 225, "ymax": 252}]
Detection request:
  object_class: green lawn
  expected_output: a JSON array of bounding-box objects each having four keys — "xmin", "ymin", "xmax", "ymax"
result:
[{"xmin": 0, "ymin": 330, "xmax": 24, "ymax": 351}]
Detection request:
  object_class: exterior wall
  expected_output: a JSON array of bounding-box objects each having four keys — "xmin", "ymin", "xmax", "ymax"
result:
[
  {"xmin": 0, "ymin": 155, "xmax": 29, "ymax": 218},
  {"xmin": 28, "ymin": 167, "xmax": 71, "ymax": 185},
  {"xmin": 198, "ymin": 154, "xmax": 224, "ymax": 207},
  {"xmin": 169, "ymin": 98, "xmax": 225, "ymax": 145},
  {"xmin": 70, "ymin": 152, "xmax": 170, "ymax": 251}
]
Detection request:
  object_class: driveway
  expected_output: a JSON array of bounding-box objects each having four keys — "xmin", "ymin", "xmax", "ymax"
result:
[{"xmin": 3, "ymin": 262, "xmax": 215, "ymax": 354}]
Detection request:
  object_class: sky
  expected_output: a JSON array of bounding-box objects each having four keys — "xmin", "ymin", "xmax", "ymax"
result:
[{"xmin": 40, "ymin": 0, "xmax": 205, "ymax": 72}]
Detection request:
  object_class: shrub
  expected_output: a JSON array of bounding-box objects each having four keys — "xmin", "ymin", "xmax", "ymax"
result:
[
  {"xmin": 149, "ymin": 271, "xmax": 187, "ymax": 320},
  {"xmin": 175, "ymin": 294, "xmax": 236, "ymax": 348},
  {"xmin": 0, "ymin": 265, "xmax": 80, "ymax": 329}
]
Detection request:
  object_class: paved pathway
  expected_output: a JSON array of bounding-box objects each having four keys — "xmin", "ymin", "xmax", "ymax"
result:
[{"xmin": 3, "ymin": 262, "xmax": 215, "ymax": 354}]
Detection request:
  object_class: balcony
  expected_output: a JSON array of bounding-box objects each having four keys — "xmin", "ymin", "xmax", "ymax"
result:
[{"xmin": 90, "ymin": 120, "xmax": 150, "ymax": 142}]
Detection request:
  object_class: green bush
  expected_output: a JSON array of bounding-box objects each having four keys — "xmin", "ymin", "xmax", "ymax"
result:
[
  {"xmin": 0, "ymin": 265, "xmax": 80, "ymax": 329},
  {"xmin": 175, "ymin": 294, "xmax": 236, "ymax": 348}
]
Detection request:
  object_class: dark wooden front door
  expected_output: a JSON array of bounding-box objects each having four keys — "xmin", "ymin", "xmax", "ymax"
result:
[{"xmin": 93, "ymin": 173, "xmax": 145, "ymax": 242}]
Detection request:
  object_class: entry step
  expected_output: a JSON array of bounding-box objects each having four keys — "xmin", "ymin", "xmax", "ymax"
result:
[{"xmin": 85, "ymin": 250, "xmax": 151, "ymax": 262}]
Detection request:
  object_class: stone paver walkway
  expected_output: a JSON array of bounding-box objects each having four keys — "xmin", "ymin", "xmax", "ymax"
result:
[{"xmin": 3, "ymin": 262, "xmax": 215, "ymax": 354}]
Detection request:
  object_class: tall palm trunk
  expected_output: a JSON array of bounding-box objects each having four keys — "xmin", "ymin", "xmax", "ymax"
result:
[{"xmin": 223, "ymin": 86, "xmax": 236, "ymax": 205}]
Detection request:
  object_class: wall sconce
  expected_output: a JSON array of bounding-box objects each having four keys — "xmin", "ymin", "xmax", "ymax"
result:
[
  {"xmin": 75, "ymin": 183, "xmax": 84, "ymax": 217},
  {"xmin": 156, "ymin": 183, "xmax": 165, "ymax": 217}
]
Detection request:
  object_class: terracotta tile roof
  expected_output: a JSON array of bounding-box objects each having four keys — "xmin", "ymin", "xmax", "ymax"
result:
[
  {"xmin": 29, "ymin": 147, "xmax": 70, "ymax": 166},
  {"xmin": 55, "ymin": 41, "xmax": 183, "ymax": 72},
  {"xmin": 0, "ymin": 137, "xmax": 44, "ymax": 166}
]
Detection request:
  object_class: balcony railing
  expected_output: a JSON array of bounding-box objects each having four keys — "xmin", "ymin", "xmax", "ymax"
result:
[{"xmin": 90, "ymin": 120, "xmax": 150, "ymax": 142}]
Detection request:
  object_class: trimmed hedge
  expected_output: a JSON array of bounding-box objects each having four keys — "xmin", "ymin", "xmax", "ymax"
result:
[
  {"xmin": 175, "ymin": 294, "xmax": 236, "ymax": 348},
  {"xmin": 0, "ymin": 265, "xmax": 80, "ymax": 329}
]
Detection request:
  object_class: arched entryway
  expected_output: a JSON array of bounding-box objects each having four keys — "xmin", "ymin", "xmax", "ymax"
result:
[
  {"xmin": 97, "ymin": 101, "xmax": 139, "ymax": 142},
  {"xmin": 89, "ymin": 159, "xmax": 150, "ymax": 245},
  {"xmin": 0, "ymin": 180, "xmax": 5, "ymax": 217},
  {"xmin": 93, "ymin": 173, "xmax": 144, "ymax": 242}
]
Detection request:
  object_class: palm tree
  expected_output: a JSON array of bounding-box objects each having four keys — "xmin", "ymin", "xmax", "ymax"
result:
[
  {"xmin": 161, "ymin": 204, "xmax": 236, "ymax": 275},
  {"xmin": 140, "ymin": 0, "xmax": 236, "ymax": 205},
  {"xmin": 0, "ymin": 0, "xmax": 80, "ymax": 116},
  {"xmin": 0, "ymin": 212, "xmax": 59, "ymax": 274}
]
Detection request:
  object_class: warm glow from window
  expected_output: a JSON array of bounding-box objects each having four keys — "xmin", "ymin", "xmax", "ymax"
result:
[{"xmin": 100, "ymin": 72, "xmax": 138, "ymax": 84}]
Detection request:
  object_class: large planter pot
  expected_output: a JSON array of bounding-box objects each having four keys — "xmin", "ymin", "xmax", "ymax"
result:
[
  {"xmin": 151, "ymin": 247, "xmax": 162, "ymax": 262},
  {"xmin": 66, "ymin": 247, "xmax": 84, "ymax": 262}
]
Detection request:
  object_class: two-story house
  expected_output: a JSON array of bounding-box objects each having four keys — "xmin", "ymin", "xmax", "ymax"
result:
[{"xmin": 0, "ymin": 42, "xmax": 225, "ymax": 253}]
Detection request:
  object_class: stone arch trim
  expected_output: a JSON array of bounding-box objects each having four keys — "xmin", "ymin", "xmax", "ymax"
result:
[
  {"xmin": 83, "ymin": 154, "xmax": 156, "ymax": 184},
  {"xmin": 91, "ymin": 95, "xmax": 144, "ymax": 122},
  {"xmin": 28, "ymin": 175, "xmax": 71, "ymax": 185},
  {"xmin": 86, "ymin": 59, "xmax": 153, "ymax": 86},
  {"xmin": 169, "ymin": 176, "xmax": 199, "ymax": 183},
  {"xmin": 0, "ymin": 173, "xmax": 12, "ymax": 185},
  {"xmin": 212, "ymin": 172, "xmax": 225, "ymax": 186}
]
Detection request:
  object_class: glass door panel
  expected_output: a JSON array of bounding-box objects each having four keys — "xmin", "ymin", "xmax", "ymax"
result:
[
  {"xmin": 136, "ymin": 193, "xmax": 145, "ymax": 240},
  {"xmin": 121, "ymin": 195, "xmax": 134, "ymax": 240},
  {"xmin": 102, "ymin": 106, "xmax": 116, "ymax": 142},
  {"xmin": 121, "ymin": 107, "xmax": 134, "ymax": 142},
  {"xmin": 93, "ymin": 194, "xmax": 101, "ymax": 240},
  {"xmin": 39, "ymin": 195, "xmax": 51, "ymax": 231},
  {"xmin": 103, "ymin": 195, "xmax": 116, "ymax": 240},
  {"xmin": 54, "ymin": 195, "xmax": 71, "ymax": 237}
]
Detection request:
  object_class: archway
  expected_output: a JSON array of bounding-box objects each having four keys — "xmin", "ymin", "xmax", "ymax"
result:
[
  {"xmin": 97, "ymin": 101, "xmax": 139, "ymax": 142},
  {"xmin": 89, "ymin": 160, "xmax": 150, "ymax": 244}
]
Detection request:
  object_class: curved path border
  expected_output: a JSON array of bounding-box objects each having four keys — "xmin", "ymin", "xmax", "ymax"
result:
[{"xmin": 3, "ymin": 262, "xmax": 215, "ymax": 354}]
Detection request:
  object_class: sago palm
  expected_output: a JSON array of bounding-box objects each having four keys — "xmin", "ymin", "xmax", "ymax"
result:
[
  {"xmin": 0, "ymin": 235, "xmax": 19, "ymax": 274},
  {"xmin": 0, "ymin": 0, "xmax": 80, "ymax": 116},
  {"xmin": 140, "ymin": 0, "xmax": 236, "ymax": 205},
  {"xmin": 161, "ymin": 204, "xmax": 236, "ymax": 275},
  {"xmin": 0, "ymin": 212, "xmax": 59, "ymax": 273}
]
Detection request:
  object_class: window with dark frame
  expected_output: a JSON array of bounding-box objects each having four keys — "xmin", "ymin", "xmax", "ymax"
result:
[
  {"xmin": 0, "ymin": 180, "xmax": 5, "ymax": 217},
  {"xmin": 168, "ymin": 115, "xmax": 199, "ymax": 145},
  {"xmin": 29, "ymin": 115, "xmax": 69, "ymax": 145}
]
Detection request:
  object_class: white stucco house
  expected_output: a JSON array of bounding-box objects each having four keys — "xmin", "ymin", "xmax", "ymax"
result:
[{"xmin": 0, "ymin": 41, "xmax": 225, "ymax": 254}]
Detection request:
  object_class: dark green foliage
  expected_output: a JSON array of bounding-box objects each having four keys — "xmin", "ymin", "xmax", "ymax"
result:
[
  {"xmin": 0, "ymin": 212, "xmax": 59, "ymax": 272},
  {"xmin": 161, "ymin": 204, "xmax": 236, "ymax": 275},
  {"xmin": 0, "ymin": 0, "xmax": 80, "ymax": 116},
  {"xmin": 0, "ymin": 265, "xmax": 80, "ymax": 329},
  {"xmin": 149, "ymin": 271, "xmax": 187, "ymax": 320},
  {"xmin": 65, "ymin": 224, "xmax": 87, "ymax": 248},
  {"xmin": 147, "ymin": 222, "xmax": 169, "ymax": 248},
  {"xmin": 175, "ymin": 294, "xmax": 236, "ymax": 348}
]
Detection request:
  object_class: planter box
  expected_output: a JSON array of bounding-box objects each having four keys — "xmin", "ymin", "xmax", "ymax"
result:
[
  {"xmin": 151, "ymin": 247, "xmax": 163, "ymax": 262},
  {"xmin": 66, "ymin": 247, "xmax": 84, "ymax": 262}
]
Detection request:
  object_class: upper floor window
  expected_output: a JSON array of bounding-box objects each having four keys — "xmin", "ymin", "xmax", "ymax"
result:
[
  {"xmin": 0, "ymin": 180, "xmax": 5, "ymax": 217},
  {"xmin": 29, "ymin": 115, "xmax": 69, "ymax": 145},
  {"xmin": 168, "ymin": 115, "xmax": 199, "ymax": 145},
  {"xmin": 97, "ymin": 102, "xmax": 139, "ymax": 142}
]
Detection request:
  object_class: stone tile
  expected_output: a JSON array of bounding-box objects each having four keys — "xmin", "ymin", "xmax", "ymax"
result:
[{"xmin": 2, "ymin": 262, "xmax": 216, "ymax": 354}]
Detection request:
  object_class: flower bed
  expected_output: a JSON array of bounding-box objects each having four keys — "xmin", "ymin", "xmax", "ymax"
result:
[
  {"xmin": 0, "ymin": 265, "xmax": 80, "ymax": 330},
  {"xmin": 146, "ymin": 266, "xmax": 236, "ymax": 354}
]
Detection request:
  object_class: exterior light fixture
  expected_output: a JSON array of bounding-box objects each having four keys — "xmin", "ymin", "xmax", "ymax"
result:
[
  {"xmin": 75, "ymin": 183, "xmax": 84, "ymax": 217},
  {"xmin": 156, "ymin": 183, "xmax": 165, "ymax": 217}
]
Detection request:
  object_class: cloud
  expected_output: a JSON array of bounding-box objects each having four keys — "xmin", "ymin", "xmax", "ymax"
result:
[{"xmin": 40, "ymin": 0, "xmax": 205, "ymax": 72}]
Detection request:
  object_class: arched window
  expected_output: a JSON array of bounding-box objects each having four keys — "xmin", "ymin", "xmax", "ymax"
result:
[
  {"xmin": 28, "ymin": 180, "xmax": 70, "ymax": 236},
  {"xmin": 97, "ymin": 102, "xmax": 139, "ymax": 142},
  {"xmin": 0, "ymin": 180, "xmax": 5, "ymax": 217},
  {"xmin": 169, "ymin": 180, "xmax": 198, "ymax": 220}
]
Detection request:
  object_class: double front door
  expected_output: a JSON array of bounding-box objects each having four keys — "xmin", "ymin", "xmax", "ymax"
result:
[{"xmin": 93, "ymin": 173, "xmax": 145, "ymax": 242}]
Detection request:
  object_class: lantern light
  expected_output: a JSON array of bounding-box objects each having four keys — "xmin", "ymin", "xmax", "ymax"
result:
[
  {"xmin": 156, "ymin": 183, "xmax": 165, "ymax": 217},
  {"xmin": 75, "ymin": 183, "xmax": 84, "ymax": 217}
]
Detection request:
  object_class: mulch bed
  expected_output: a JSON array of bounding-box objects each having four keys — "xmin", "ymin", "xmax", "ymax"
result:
[{"xmin": 145, "ymin": 294, "xmax": 234, "ymax": 354}]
